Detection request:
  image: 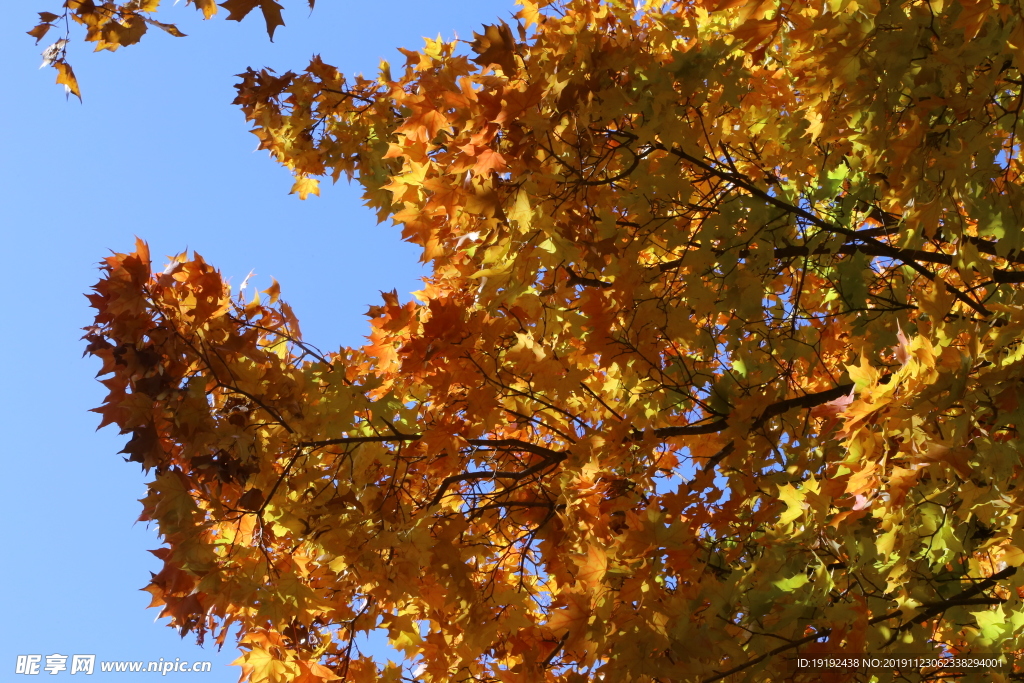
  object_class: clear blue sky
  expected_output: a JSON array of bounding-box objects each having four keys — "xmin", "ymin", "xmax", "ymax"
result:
[{"xmin": 2, "ymin": 1, "xmax": 514, "ymax": 678}]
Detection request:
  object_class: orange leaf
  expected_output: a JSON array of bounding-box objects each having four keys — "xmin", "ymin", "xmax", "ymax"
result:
[
  {"xmin": 576, "ymin": 543, "xmax": 607, "ymax": 589},
  {"xmin": 27, "ymin": 23, "xmax": 53, "ymax": 43},
  {"xmin": 262, "ymin": 278, "xmax": 281, "ymax": 303},
  {"xmin": 731, "ymin": 18, "xmax": 776, "ymax": 51},
  {"xmin": 845, "ymin": 461, "xmax": 878, "ymax": 497},
  {"xmin": 472, "ymin": 148, "xmax": 507, "ymax": 177},
  {"xmin": 54, "ymin": 60, "xmax": 81, "ymax": 101}
]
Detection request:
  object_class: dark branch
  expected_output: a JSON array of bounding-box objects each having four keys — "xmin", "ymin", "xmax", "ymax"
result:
[
  {"xmin": 427, "ymin": 451, "xmax": 568, "ymax": 508},
  {"xmin": 963, "ymin": 234, "xmax": 1024, "ymax": 264},
  {"xmin": 565, "ymin": 266, "xmax": 612, "ymax": 289},
  {"xmin": 750, "ymin": 384, "xmax": 854, "ymax": 430},
  {"xmin": 654, "ymin": 143, "xmax": 993, "ymax": 317},
  {"xmin": 300, "ymin": 434, "xmax": 565, "ymax": 462},
  {"xmin": 579, "ymin": 145, "xmax": 653, "ymax": 186},
  {"xmin": 884, "ymin": 566, "xmax": 1017, "ymax": 643},
  {"xmin": 642, "ymin": 384, "xmax": 854, "ymax": 441},
  {"xmin": 654, "ymin": 243, "xmax": 1024, "ymax": 283},
  {"xmin": 700, "ymin": 566, "xmax": 1016, "ymax": 682},
  {"xmin": 304, "ymin": 383, "xmax": 858, "ymax": 507},
  {"xmin": 300, "ymin": 434, "xmax": 421, "ymax": 447},
  {"xmin": 541, "ymin": 631, "xmax": 570, "ymax": 669}
]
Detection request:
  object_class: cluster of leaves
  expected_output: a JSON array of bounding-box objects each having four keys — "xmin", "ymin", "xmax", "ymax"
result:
[
  {"xmin": 62, "ymin": 0, "xmax": 1024, "ymax": 680},
  {"xmin": 28, "ymin": 0, "xmax": 299, "ymax": 99}
]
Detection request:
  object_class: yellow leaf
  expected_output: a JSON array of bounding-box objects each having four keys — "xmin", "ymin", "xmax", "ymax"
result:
[
  {"xmin": 772, "ymin": 573, "xmax": 809, "ymax": 592},
  {"xmin": 290, "ymin": 176, "xmax": 320, "ymax": 200},
  {"xmin": 777, "ymin": 483, "xmax": 806, "ymax": 525},
  {"xmin": 54, "ymin": 60, "xmax": 81, "ymax": 101},
  {"xmin": 1003, "ymin": 546, "xmax": 1024, "ymax": 567},
  {"xmin": 195, "ymin": 0, "xmax": 218, "ymax": 18},
  {"xmin": 577, "ymin": 543, "xmax": 607, "ymax": 588},
  {"xmin": 508, "ymin": 189, "xmax": 533, "ymax": 230}
]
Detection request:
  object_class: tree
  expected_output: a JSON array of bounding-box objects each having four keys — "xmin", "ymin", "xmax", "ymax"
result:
[{"xmin": 43, "ymin": 0, "xmax": 1024, "ymax": 679}]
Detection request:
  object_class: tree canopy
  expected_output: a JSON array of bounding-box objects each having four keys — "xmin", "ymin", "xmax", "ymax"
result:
[{"xmin": 42, "ymin": 0, "xmax": 1024, "ymax": 680}]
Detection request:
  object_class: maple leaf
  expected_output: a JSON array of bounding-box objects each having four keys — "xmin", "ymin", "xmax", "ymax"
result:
[
  {"xmin": 219, "ymin": 0, "xmax": 259, "ymax": 21},
  {"xmin": 27, "ymin": 21, "xmax": 53, "ymax": 44},
  {"xmin": 574, "ymin": 543, "xmax": 607, "ymax": 589},
  {"xmin": 258, "ymin": 0, "xmax": 285, "ymax": 41},
  {"xmin": 54, "ymin": 60, "xmax": 81, "ymax": 101},
  {"xmin": 220, "ymin": 0, "xmax": 285, "ymax": 40},
  {"xmin": 118, "ymin": 424, "xmax": 159, "ymax": 467},
  {"xmin": 237, "ymin": 487, "xmax": 265, "ymax": 511},
  {"xmin": 731, "ymin": 18, "xmax": 777, "ymax": 52},
  {"xmin": 809, "ymin": 385, "xmax": 855, "ymax": 434},
  {"xmin": 470, "ymin": 148, "xmax": 507, "ymax": 178},
  {"xmin": 289, "ymin": 176, "xmax": 319, "ymax": 200},
  {"xmin": 470, "ymin": 22, "xmax": 517, "ymax": 75}
]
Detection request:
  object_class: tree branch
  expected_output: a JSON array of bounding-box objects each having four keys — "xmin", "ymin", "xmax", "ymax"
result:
[
  {"xmin": 565, "ymin": 265, "xmax": 612, "ymax": 289},
  {"xmin": 298, "ymin": 433, "xmax": 569, "ymax": 508},
  {"xmin": 300, "ymin": 434, "xmax": 419, "ymax": 448},
  {"xmin": 883, "ymin": 566, "xmax": 1017, "ymax": 644},
  {"xmin": 699, "ymin": 566, "xmax": 1016, "ymax": 682},
  {"xmin": 642, "ymin": 384, "xmax": 854, "ymax": 441},
  {"xmin": 541, "ymin": 631, "xmax": 570, "ymax": 668},
  {"xmin": 427, "ymin": 451, "xmax": 567, "ymax": 508},
  {"xmin": 305, "ymin": 383, "xmax": 858, "ymax": 507},
  {"xmin": 962, "ymin": 234, "xmax": 1024, "ymax": 264},
  {"xmin": 424, "ymin": 383, "xmax": 855, "ymax": 506},
  {"xmin": 654, "ymin": 242, "xmax": 1024, "ymax": 283},
  {"xmin": 300, "ymin": 434, "xmax": 565, "ymax": 462},
  {"xmin": 654, "ymin": 143, "xmax": 993, "ymax": 317}
]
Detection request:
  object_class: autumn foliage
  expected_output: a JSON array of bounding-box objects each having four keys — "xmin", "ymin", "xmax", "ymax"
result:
[{"xmin": 41, "ymin": 0, "xmax": 1024, "ymax": 679}]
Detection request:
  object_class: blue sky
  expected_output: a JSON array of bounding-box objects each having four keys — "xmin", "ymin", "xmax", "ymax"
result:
[{"xmin": 2, "ymin": 1, "xmax": 515, "ymax": 678}]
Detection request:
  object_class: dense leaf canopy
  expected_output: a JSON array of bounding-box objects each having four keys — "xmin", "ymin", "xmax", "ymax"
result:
[{"xmin": 43, "ymin": 0, "xmax": 1024, "ymax": 680}]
